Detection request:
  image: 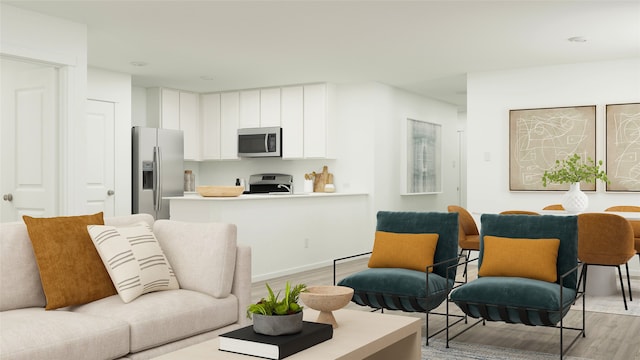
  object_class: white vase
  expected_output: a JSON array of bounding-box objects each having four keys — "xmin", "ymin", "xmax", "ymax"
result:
[{"xmin": 561, "ymin": 182, "xmax": 588, "ymax": 213}]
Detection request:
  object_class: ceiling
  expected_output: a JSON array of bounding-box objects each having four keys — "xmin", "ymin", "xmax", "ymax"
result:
[{"xmin": 5, "ymin": 1, "xmax": 640, "ymax": 111}]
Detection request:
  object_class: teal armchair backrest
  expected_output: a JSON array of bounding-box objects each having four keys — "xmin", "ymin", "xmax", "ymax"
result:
[
  {"xmin": 376, "ymin": 211, "xmax": 459, "ymax": 279},
  {"xmin": 479, "ymin": 214, "xmax": 579, "ymax": 289}
]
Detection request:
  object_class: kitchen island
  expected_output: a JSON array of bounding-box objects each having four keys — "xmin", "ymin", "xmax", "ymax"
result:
[{"xmin": 166, "ymin": 193, "xmax": 371, "ymax": 281}]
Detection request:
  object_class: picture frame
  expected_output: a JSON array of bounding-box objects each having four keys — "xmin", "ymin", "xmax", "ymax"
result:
[
  {"xmin": 401, "ymin": 118, "xmax": 442, "ymax": 195},
  {"xmin": 606, "ymin": 103, "xmax": 640, "ymax": 192},
  {"xmin": 509, "ymin": 105, "xmax": 596, "ymax": 191}
]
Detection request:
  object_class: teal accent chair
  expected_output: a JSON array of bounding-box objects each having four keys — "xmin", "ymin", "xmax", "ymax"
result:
[
  {"xmin": 448, "ymin": 214, "xmax": 585, "ymax": 359},
  {"xmin": 335, "ymin": 211, "xmax": 463, "ymax": 345}
]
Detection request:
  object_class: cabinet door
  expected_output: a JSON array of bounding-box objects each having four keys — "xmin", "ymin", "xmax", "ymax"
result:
[
  {"xmin": 303, "ymin": 84, "xmax": 327, "ymax": 158},
  {"xmin": 281, "ymin": 86, "xmax": 304, "ymax": 159},
  {"xmin": 180, "ymin": 91, "xmax": 199, "ymax": 160},
  {"xmin": 260, "ymin": 88, "xmax": 281, "ymax": 127},
  {"xmin": 220, "ymin": 92, "xmax": 240, "ymax": 160},
  {"xmin": 161, "ymin": 88, "xmax": 180, "ymax": 130},
  {"xmin": 200, "ymin": 93, "xmax": 221, "ymax": 159},
  {"xmin": 239, "ymin": 90, "xmax": 260, "ymax": 129}
]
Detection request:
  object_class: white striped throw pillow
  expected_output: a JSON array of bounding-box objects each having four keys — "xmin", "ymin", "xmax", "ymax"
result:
[{"xmin": 87, "ymin": 222, "xmax": 179, "ymax": 303}]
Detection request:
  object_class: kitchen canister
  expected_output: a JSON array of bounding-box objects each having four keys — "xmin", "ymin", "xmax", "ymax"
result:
[
  {"xmin": 184, "ymin": 170, "xmax": 195, "ymax": 192},
  {"xmin": 303, "ymin": 179, "xmax": 314, "ymax": 193}
]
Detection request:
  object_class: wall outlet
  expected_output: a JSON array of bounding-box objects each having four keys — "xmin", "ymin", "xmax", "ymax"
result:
[{"xmin": 304, "ymin": 238, "xmax": 309, "ymax": 248}]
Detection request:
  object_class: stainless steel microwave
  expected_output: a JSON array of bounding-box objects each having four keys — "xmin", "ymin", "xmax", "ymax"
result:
[{"xmin": 237, "ymin": 126, "xmax": 282, "ymax": 158}]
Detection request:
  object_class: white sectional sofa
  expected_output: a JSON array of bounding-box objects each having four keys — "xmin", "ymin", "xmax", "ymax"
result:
[{"xmin": 0, "ymin": 214, "xmax": 251, "ymax": 360}]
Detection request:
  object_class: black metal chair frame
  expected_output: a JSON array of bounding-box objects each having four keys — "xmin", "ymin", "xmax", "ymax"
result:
[
  {"xmin": 333, "ymin": 252, "xmax": 467, "ymax": 345},
  {"xmin": 446, "ymin": 257, "xmax": 586, "ymax": 359},
  {"xmin": 577, "ymin": 262, "xmax": 633, "ymax": 310}
]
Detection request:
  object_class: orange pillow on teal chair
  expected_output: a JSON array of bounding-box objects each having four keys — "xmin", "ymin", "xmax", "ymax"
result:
[
  {"xmin": 479, "ymin": 235, "xmax": 560, "ymax": 283},
  {"xmin": 368, "ymin": 231, "xmax": 439, "ymax": 272}
]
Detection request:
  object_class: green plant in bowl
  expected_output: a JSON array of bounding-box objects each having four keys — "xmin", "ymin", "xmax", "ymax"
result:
[{"xmin": 247, "ymin": 282, "xmax": 306, "ymax": 318}]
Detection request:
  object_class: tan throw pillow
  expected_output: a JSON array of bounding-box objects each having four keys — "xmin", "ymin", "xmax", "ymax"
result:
[
  {"xmin": 479, "ymin": 235, "xmax": 560, "ymax": 283},
  {"xmin": 22, "ymin": 213, "xmax": 116, "ymax": 310},
  {"xmin": 368, "ymin": 231, "xmax": 439, "ymax": 272},
  {"xmin": 87, "ymin": 222, "xmax": 179, "ymax": 303}
]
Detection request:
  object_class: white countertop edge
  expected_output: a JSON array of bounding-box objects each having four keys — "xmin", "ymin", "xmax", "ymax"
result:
[{"xmin": 165, "ymin": 192, "xmax": 369, "ymax": 201}]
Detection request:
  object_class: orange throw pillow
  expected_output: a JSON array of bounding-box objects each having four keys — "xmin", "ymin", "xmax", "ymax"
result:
[
  {"xmin": 368, "ymin": 231, "xmax": 439, "ymax": 272},
  {"xmin": 479, "ymin": 235, "xmax": 560, "ymax": 283},
  {"xmin": 23, "ymin": 213, "xmax": 116, "ymax": 310}
]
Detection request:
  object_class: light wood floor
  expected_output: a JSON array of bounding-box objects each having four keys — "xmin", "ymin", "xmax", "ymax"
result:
[{"xmin": 251, "ymin": 259, "xmax": 640, "ymax": 360}]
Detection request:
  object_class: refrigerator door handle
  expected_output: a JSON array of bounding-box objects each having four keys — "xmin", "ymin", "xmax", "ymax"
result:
[{"xmin": 153, "ymin": 146, "xmax": 162, "ymax": 212}]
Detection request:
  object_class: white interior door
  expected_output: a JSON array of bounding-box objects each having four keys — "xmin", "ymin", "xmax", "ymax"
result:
[
  {"xmin": 84, "ymin": 99, "xmax": 115, "ymax": 216},
  {"xmin": 1, "ymin": 58, "xmax": 58, "ymax": 222}
]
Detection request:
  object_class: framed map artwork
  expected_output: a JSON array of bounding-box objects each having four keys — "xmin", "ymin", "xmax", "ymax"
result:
[{"xmin": 509, "ymin": 105, "xmax": 596, "ymax": 191}]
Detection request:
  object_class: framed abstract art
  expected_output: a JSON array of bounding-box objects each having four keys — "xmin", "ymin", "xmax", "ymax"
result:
[{"xmin": 509, "ymin": 105, "xmax": 596, "ymax": 191}]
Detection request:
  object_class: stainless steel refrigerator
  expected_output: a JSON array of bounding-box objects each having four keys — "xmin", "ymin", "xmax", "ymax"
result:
[{"xmin": 132, "ymin": 127, "xmax": 184, "ymax": 219}]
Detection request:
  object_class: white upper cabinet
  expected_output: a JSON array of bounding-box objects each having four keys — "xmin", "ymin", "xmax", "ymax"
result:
[
  {"xmin": 179, "ymin": 91, "xmax": 199, "ymax": 160},
  {"xmin": 260, "ymin": 88, "xmax": 281, "ymax": 127},
  {"xmin": 281, "ymin": 86, "xmax": 304, "ymax": 159},
  {"xmin": 239, "ymin": 90, "xmax": 260, "ymax": 129},
  {"xmin": 220, "ymin": 92, "xmax": 240, "ymax": 160},
  {"xmin": 303, "ymin": 83, "xmax": 329, "ymax": 158},
  {"xmin": 146, "ymin": 87, "xmax": 200, "ymax": 160},
  {"xmin": 160, "ymin": 88, "xmax": 180, "ymax": 130},
  {"xmin": 197, "ymin": 83, "xmax": 333, "ymax": 161},
  {"xmin": 200, "ymin": 93, "xmax": 221, "ymax": 160}
]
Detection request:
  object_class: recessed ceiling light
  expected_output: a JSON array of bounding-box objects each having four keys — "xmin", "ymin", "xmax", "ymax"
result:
[
  {"xmin": 568, "ymin": 36, "xmax": 587, "ymax": 43},
  {"xmin": 130, "ymin": 61, "xmax": 148, "ymax": 67}
]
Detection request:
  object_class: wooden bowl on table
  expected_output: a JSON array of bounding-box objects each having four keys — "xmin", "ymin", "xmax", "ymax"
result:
[{"xmin": 300, "ymin": 285, "xmax": 354, "ymax": 328}]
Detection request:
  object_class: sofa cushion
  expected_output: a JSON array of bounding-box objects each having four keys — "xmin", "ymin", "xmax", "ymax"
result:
[
  {"xmin": 22, "ymin": 213, "xmax": 117, "ymax": 310},
  {"xmin": 71, "ymin": 289, "xmax": 238, "ymax": 352},
  {"xmin": 152, "ymin": 220, "xmax": 237, "ymax": 298},
  {"xmin": 87, "ymin": 222, "xmax": 179, "ymax": 303},
  {"xmin": 479, "ymin": 235, "xmax": 560, "ymax": 283},
  {"xmin": 0, "ymin": 222, "xmax": 46, "ymax": 311},
  {"xmin": 0, "ymin": 307, "xmax": 129, "ymax": 360},
  {"xmin": 368, "ymin": 231, "xmax": 439, "ymax": 272},
  {"xmin": 104, "ymin": 213, "xmax": 154, "ymax": 227}
]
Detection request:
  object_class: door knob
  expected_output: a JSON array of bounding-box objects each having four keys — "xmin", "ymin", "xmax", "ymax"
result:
[
  {"xmin": 3, "ymin": 193, "xmax": 13, "ymax": 202},
  {"xmin": 107, "ymin": 190, "xmax": 115, "ymax": 196}
]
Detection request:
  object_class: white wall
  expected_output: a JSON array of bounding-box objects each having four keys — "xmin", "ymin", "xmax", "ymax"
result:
[
  {"xmin": 467, "ymin": 59, "xmax": 640, "ymax": 214},
  {"xmin": 87, "ymin": 68, "xmax": 132, "ymax": 215},
  {"xmin": 1, "ymin": 4, "xmax": 88, "ymax": 215}
]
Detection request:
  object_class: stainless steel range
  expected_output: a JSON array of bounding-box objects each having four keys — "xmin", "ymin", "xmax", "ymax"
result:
[{"xmin": 246, "ymin": 173, "xmax": 293, "ymax": 194}]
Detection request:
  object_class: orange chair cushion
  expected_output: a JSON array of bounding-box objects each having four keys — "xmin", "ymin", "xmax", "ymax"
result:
[
  {"xmin": 23, "ymin": 213, "xmax": 116, "ymax": 310},
  {"xmin": 368, "ymin": 231, "xmax": 439, "ymax": 272},
  {"xmin": 459, "ymin": 234, "xmax": 480, "ymax": 251},
  {"xmin": 578, "ymin": 213, "xmax": 635, "ymax": 265},
  {"xmin": 479, "ymin": 235, "xmax": 560, "ymax": 283}
]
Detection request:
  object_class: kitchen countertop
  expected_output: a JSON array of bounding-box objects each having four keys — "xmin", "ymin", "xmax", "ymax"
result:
[{"xmin": 165, "ymin": 192, "xmax": 368, "ymax": 201}]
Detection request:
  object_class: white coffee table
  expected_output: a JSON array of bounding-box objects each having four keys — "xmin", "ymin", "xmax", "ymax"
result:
[{"xmin": 152, "ymin": 309, "xmax": 422, "ymax": 360}]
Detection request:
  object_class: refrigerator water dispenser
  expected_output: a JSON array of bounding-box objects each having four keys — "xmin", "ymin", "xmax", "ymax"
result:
[{"xmin": 142, "ymin": 161, "xmax": 154, "ymax": 190}]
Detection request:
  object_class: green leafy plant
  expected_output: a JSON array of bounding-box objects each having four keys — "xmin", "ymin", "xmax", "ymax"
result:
[
  {"xmin": 246, "ymin": 282, "xmax": 306, "ymax": 318},
  {"xmin": 541, "ymin": 153, "xmax": 609, "ymax": 187}
]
